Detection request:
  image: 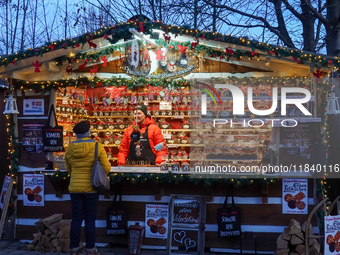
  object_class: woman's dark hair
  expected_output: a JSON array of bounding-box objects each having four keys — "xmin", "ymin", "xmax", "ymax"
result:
[{"xmin": 73, "ymin": 121, "xmax": 90, "ymax": 134}]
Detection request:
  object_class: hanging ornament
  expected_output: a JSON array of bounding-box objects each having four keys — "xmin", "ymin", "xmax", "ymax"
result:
[
  {"xmin": 102, "ymin": 98, "xmax": 108, "ymax": 106},
  {"xmin": 90, "ymin": 66, "xmax": 99, "ymax": 76},
  {"xmin": 154, "ymin": 49, "xmax": 163, "ymax": 60},
  {"xmin": 89, "ymin": 96, "xmax": 94, "ymax": 105},
  {"xmin": 173, "ymin": 96, "xmax": 178, "ymax": 104},
  {"xmin": 163, "ymin": 31, "xmax": 171, "ymax": 44},
  {"xmin": 178, "ymin": 94, "xmax": 183, "ymax": 104},
  {"xmin": 79, "ymin": 94, "xmax": 85, "ymax": 103},
  {"xmin": 106, "ymin": 98, "xmax": 112, "ymax": 105},
  {"xmin": 325, "ymin": 93, "xmax": 340, "ymax": 115},
  {"xmin": 114, "ymin": 96, "xmax": 121, "ymax": 105},
  {"xmin": 183, "ymin": 96, "xmax": 188, "ymax": 106},
  {"xmin": 86, "ymin": 35, "xmax": 97, "ymax": 49},
  {"xmin": 225, "ymin": 47, "xmax": 234, "ymax": 57},
  {"xmin": 32, "ymin": 57, "xmax": 42, "ymax": 72},
  {"xmin": 130, "ymin": 96, "xmax": 136, "ymax": 104},
  {"xmin": 72, "ymin": 92, "xmax": 78, "ymax": 100},
  {"xmin": 101, "ymin": 56, "xmax": 108, "ymax": 67},
  {"xmin": 191, "ymin": 38, "xmax": 199, "ymax": 50},
  {"xmin": 165, "ymin": 93, "xmax": 171, "ymax": 102},
  {"xmin": 139, "ymin": 22, "xmax": 145, "ymax": 33},
  {"xmin": 66, "ymin": 64, "xmax": 73, "ymax": 75},
  {"xmin": 94, "ymin": 96, "xmax": 99, "ymax": 104}
]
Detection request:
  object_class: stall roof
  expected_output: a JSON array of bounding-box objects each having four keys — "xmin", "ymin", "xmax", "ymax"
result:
[{"xmin": 0, "ymin": 21, "xmax": 336, "ymax": 81}]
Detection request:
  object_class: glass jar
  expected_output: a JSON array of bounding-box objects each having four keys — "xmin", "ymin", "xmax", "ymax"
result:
[
  {"xmin": 181, "ymin": 161, "xmax": 190, "ymax": 171},
  {"xmin": 179, "ymin": 106, "xmax": 186, "ymax": 116},
  {"xmin": 167, "ymin": 135, "xmax": 178, "ymax": 145},
  {"xmin": 171, "ymin": 161, "xmax": 180, "ymax": 172},
  {"xmin": 122, "ymin": 106, "xmax": 128, "ymax": 116},
  {"xmin": 191, "ymin": 135, "xmax": 202, "ymax": 145},
  {"xmin": 97, "ymin": 122, "xmax": 104, "ymax": 130},
  {"xmin": 103, "ymin": 136, "xmax": 110, "ymax": 145},
  {"xmin": 116, "ymin": 107, "xmax": 122, "ymax": 117},
  {"xmin": 56, "ymin": 104, "xmax": 61, "ymax": 113},
  {"xmin": 128, "ymin": 107, "xmax": 134, "ymax": 116},
  {"xmin": 159, "ymin": 118, "xmax": 171, "ymax": 129},
  {"xmin": 170, "ymin": 150, "xmax": 177, "ymax": 160},
  {"xmin": 117, "ymin": 119, "xmax": 126, "ymax": 130},
  {"xmin": 113, "ymin": 135, "xmax": 122, "ymax": 145},
  {"xmin": 153, "ymin": 106, "xmax": 160, "ymax": 116},
  {"xmin": 98, "ymin": 108, "xmax": 104, "ymax": 117},
  {"xmin": 108, "ymin": 121, "xmax": 115, "ymax": 130},
  {"xmin": 178, "ymin": 132, "xmax": 189, "ymax": 144},
  {"xmin": 104, "ymin": 107, "xmax": 110, "ymax": 116},
  {"xmin": 181, "ymin": 120, "xmax": 190, "ymax": 129},
  {"xmin": 106, "ymin": 148, "xmax": 112, "ymax": 159}
]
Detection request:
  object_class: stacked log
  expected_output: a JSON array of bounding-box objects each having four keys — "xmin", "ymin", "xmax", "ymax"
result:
[
  {"xmin": 26, "ymin": 214, "xmax": 81, "ymax": 253},
  {"xmin": 275, "ymin": 219, "xmax": 320, "ymax": 255}
]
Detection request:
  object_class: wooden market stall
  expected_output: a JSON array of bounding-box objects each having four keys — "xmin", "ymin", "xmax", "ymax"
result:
[{"xmin": 0, "ymin": 21, "xmax": 333, "ymax": 253}]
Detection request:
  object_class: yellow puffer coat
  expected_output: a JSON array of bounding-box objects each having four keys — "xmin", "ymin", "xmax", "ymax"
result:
[{"xmin": 65, "ymin": 138, "xmax": 111, "ymax": 193}]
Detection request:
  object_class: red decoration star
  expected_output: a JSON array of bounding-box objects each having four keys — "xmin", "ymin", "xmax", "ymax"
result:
[
  {"xmin": 154, "ymin": 49, "xmax": 163, "ymax": 60},
  {"xmin": 101, "ymin": 56, "xmax": 108, "ymax": 67},
  {"xmin": 177, "ymin": 45, "xmax": 188, "ymax": 53}
]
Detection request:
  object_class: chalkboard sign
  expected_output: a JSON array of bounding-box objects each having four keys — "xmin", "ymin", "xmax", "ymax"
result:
[
  {"xmin": 167, "ymin": 195, "xmax": 206, "ymax": 255},
  {"xmin": 42, "ymin": 105, "xmax": 64, "ymax": 152},
  {"xmin": 173, "ymin": 199, "xmax": 200, "ymax": 225}
]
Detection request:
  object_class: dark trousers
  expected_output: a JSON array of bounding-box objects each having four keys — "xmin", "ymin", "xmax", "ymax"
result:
[{"xmin": 70, "ymin": 193, "xmax": 99, "ymax": 249}]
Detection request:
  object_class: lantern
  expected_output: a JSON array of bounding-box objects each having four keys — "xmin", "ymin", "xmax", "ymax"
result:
[
  {"xmin": 325, "ymin": 93, "xmax": 340, "ymax": 115},
  {"xmin": 3, "ymin": 95, "xmax": 19, "ymax": 114},
  {"xmin": 128, "ymin": 222, "xmax": 145, "ymax": 255}
]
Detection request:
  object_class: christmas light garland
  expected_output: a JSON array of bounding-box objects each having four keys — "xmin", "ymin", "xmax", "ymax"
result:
[{"xmin": 0, "ymin": 20, "xmax": 339, "ymax": 70}]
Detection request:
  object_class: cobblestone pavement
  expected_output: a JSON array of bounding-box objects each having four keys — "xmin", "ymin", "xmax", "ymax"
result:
[{"xmin": 0, "ymin": 241, "xmax": 170, "ymax": 255}]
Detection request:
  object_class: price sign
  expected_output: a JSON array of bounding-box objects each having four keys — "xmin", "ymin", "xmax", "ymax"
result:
[
  {"xmin": 160, "ymin": 102, "xmax": 172, "ymax": 110},
  {"xmin": 62, "ymin": 97, "xmax": 68, "ymax": 105}
]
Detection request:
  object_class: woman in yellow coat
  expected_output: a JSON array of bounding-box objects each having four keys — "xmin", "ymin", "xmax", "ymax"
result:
[{"xmin": 65, "ymin": 121, "xmax": 111, "ymax": 255}]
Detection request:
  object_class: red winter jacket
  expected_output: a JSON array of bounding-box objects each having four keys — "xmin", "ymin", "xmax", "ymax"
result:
[{"xmin": 118, "ymin": 116, "xmax": 167, "ymax": 164}]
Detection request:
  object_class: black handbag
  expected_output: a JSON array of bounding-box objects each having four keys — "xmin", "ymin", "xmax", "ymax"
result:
[
  {"xmin": 216, "ymin": 185, "xmax": 241, "ymax": 237},
  {"xmin": 42, "ymin": 104, "xmax": 64, "ymax": 152},
  {"xmin": 106, "ymin": 188, "xmax": 128, "ymax": 235}
]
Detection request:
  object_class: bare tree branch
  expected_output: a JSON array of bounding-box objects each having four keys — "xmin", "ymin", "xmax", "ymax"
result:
[{"xmin": 301, "ymin": 0, "xmax": 330, "ymax": 27}]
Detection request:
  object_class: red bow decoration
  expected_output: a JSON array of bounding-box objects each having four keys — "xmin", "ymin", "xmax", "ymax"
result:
[
  {"xmin": 103, "ymin": 34, "xmax": 109, "ymax": 39},
  {"xmin": 177, "ymin": 45, "xmax": 188, "ymax": 53},
  {"xmin": 169, "ymin": 63, "xmax": 175, "ymax": 68},
  {"xmin": 292, "ymin": 57, "xmax": 303, "ymax": 64},
  {"xmin": 163, "ymin": 33, "xmax": 171, "ymax": 44},
  {"xmin": 11, "ymin": 60, "xmax": 16, "ymax": 65},
  {"xmin": 74, "ymin": 44, "xmax": 80, "ymax": 48},
  {"xmin": 174, "ymin": 32, "xmax": 179, "ymax": 38},
  {"xmin": 90, "ymin": 66, "xmax": 99, "ymax": 76},
  {"xmin": 169, "ymin": 46, "xmax": 174, "ymax": 49},
  {"xmin": 32, "ymin": 57, "xmax": 42, "ymax": 72},
  {"xmin": 269, "ymin": 50, "xmax": 275, "ymax": 54},
  {"xmin": 62, "ymin": 43, "xmax": 68, "ymax": 48},
  {"xmin": 66, "ymin": 64, "xmax": 73, "ymax": 75},
  {"xmin": 147, "ymin": 84, "xmax": 151, "ymax": 89},
  {"xmin": 219, "ymin": 56, "xmax": 223, "ymax": 60},
  {"xmin": 313, "ymin": 69, "xmax": 324, "ymax": 78},
  {"xmin": 72, "ymin": 59, "xmax": 78, "ymax": 62},
  {"xmin": 79, "ymin": 62, "xmax": 87, "ymax": 71},
  {"xmin": 113, "ymin": 25, "xmax": 117, "ymax": 30},
  {"xmin": 191, "ymin": 38, "xmax": 199, "ymax": 50},
  {"xmin": 49, "ymin": 45, "xmax": 55, "ymax": 50},
  {"xmin": 139, "ymin": 22, "xmax": 145, "ymax": 33},
  {"xmin": 202, "ymin": 35, "xmax": 205, "ymax": 39},
  {"xmin": 210, "ymin": 54, "xmax": 216, "ymax": 58},
  {"xmin": 96, "ymin": 81, "xmax": 102, "ymax": 86},
  {"xmin": 251, "ymin": 51, "xmax": 258, "ymax": 56},
  {"xmin": 154, "ymin": 49, "xmax": 164, "ymax": 60},
  {"xmin": 101, "ymin": 56, "xmax": 108, "ymax": 67},
  {"xmin": 225, "ymin": 47, "xmax": 234, "ymax": 57},
  {"xmin": 328, "ymin": 60, "xmax": 333, "ymax": 67}
]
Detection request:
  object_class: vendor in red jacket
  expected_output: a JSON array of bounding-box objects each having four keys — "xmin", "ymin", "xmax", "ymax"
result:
[{"xmin": 118, "ymin": 104, "xmax": 167, "ymax": 165}]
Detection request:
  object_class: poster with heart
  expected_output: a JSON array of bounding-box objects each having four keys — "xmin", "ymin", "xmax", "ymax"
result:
[
  {"xmin": 172, "ymin": 229, "xmax": 198, "ymax": 252},
  {"xmin": 324, "ymin": 215, "xmax": 340, "ymax": 254},
  {"xmin": 282, "ymin": 179, "xmax": 308, "ymax": 214},
  {"xmin": 145, "ymin": 204, "xmax": 169, "ymax": 238},
  {"xmin": 23, "ymin": 174, "xmax": 44, "ymax": 206}
]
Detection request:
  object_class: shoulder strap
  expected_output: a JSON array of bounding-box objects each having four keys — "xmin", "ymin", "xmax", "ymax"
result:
[
  {"xmin": 222, "ymin": 184, "xmax": 235, "ymax": 209},
  {"xmin": 47, "ymin": 104, "xmax": 58, "ymax": 127},
  {"xmin": 94, "ymin": 142, "xmax": 98, "ymax": 160}
]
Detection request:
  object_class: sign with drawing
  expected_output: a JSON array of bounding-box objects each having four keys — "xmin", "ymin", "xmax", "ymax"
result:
[
  {"xmin": 172, "ymin": 229, "xmax": 198, "ymax": 252},
  {"xmin": 167, "ymin": 195, "xmax": 206, "ymax": 255}
]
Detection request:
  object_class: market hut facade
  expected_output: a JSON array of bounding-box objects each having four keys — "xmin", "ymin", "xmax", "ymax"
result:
[{"xmin": 0, "ymin": 21, "xmax": 334, "ymax": 253}]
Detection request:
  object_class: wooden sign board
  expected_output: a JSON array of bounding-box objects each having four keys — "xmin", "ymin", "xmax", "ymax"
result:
[
  {"xmin": 167, "ymin": 195, "xmax": 206, "ymax": 255},
  {"xmin": 0, "ymin": 176, "xmax": 14, "ymax": 240}
]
